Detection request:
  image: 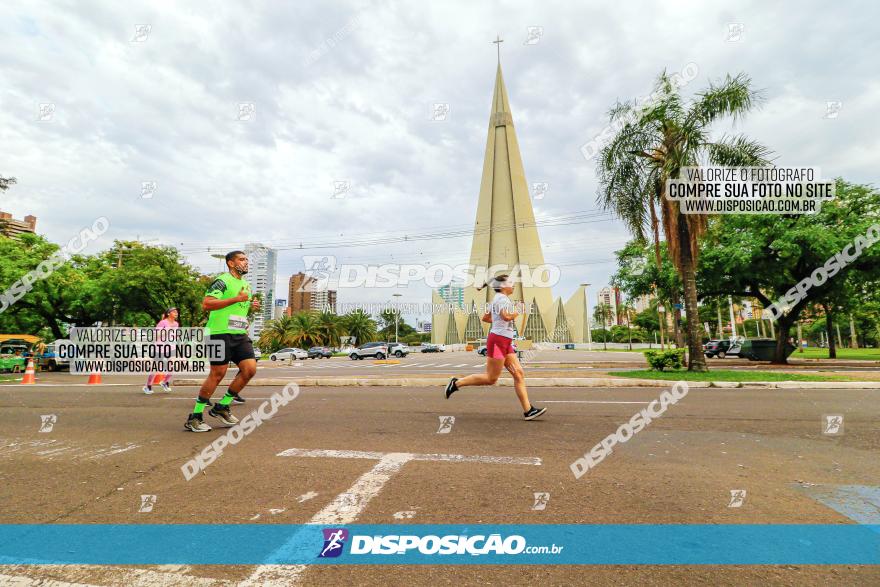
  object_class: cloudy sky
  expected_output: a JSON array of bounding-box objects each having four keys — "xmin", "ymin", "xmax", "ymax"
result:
[{"xmin": 2, "ymin": 0, "xmax": 877, "ymax": 321}]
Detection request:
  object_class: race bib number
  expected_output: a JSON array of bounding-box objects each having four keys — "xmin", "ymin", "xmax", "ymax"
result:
[{"xmin": 228, "ymin": 315, "xmax": 249, "ymax": 330}]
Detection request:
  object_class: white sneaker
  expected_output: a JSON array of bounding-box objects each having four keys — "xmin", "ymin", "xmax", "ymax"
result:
[
  {"xmin": 143, "ymin": 386, "xmax": 153, "ymax": 395},
  {"xmin": 160, "ymin": 381, "xmax": 172, "ymax": 393}
]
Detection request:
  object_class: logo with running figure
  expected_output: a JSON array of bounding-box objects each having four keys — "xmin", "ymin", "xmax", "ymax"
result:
[{"xmin": 318, "ymin": 528, "xmax": 349, "ymax": 558}]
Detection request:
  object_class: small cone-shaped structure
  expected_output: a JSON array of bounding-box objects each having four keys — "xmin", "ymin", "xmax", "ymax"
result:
[
  {"xmin": 464, "ymin": 301, "xmax": 485, "ymax": 340},
  {"xmin": 87, "ymin": 371, "xmax": 102, "ymax": 385},
  {"xmin": 551, "ymin": 299, "xmax": 572, "ymax": 343},
  {"xmin": 564, "ymin": 285, "xmax": 591, "ymax": 344},
  {"xmin": 21, "ymin": 359, "xmax": 36, "ymax": 384}
]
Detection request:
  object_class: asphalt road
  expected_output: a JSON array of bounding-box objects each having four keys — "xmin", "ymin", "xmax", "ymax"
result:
[{"xmin": 1, "ymin": 381, "xmax": 879, "ymax": 585}]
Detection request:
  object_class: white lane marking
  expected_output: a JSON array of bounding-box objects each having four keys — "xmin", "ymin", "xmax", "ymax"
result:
[
  {"xmin": 90, "ymin": 444, "xmax": 140, "ymax": 459},
  {"xmin": 542, "ymin": 400, "xmax": 651, "ymax": 404},
  {"xmin": 35, "ymin": 446, "xmax": 77, "ymax": 457},
  {"xmin": 244, "ymin": 452, "xmax": 411, "ymax": 585},
  {"xmin": 297, "ymin": 491, "xmax": 318, "ymax": 503},
  {"xmin": 0, "ymin": 573, "xmax": 97, "ymax": 586},
  {"xmin": 453, "ymin": 363, "xmax": 468, "ymax": 367},
  {"xmin": 0, "ymin": 567, "xmax": 221, "ymax": 586},
  {"xmin": 247, "ymin": 448, "xmax": 541, "ymax": 585},
  {"xmin": 276, "ymin": 448, "xmax": 386, "ymax": 459},
  {"xmin": 0, "ymin": 438, "xmax": 140, "ymax": 461}
]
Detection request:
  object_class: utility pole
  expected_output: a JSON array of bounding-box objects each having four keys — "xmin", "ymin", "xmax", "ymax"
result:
[
  {"xmin": 797, "ymin": 321, "xmax": 804, "ymax": 353},
  {"xmin": 716, "ymin": 303, "xmax": 723, "ymax": 339}
]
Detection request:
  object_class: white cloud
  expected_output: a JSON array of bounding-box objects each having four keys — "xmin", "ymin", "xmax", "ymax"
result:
[{"xmin": 1, "ymin": 0, "xmax": 876, "ymax": 320}]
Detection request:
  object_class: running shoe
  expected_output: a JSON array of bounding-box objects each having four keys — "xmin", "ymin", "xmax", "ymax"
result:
[
  {"xmin": 143, "ymin": 385, "xmax": 153, "ymax": 395},
  {"xmin": 160, "ymin": 381, "xmax": 172, "ymax": 393},
  {"xmin": 232, "ymin": 392, "xmax": 245, "ymax": 404},
  {"xmin": 444, "ymin": 377, "xmax": 459, "ymax": 399},
  {"xmin": 209, "ymin": 404, "xmax": 239, "ymax": 426},
  {"xmin": 185, "ymin": 414, "xmax": 212, "ymax": 432},
  {"xmin": 523, "ymin": 405, "xmax": 547, "ymax": 421}
]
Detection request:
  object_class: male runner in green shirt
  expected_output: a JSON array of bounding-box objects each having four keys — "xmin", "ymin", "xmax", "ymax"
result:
[{"xmin": 185, "ymin": 250, "xmax": 261, "ymax": 432}]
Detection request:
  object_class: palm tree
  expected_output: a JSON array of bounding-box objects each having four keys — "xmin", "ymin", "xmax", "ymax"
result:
[
  {"xmin": 597, "ymin": 71, "xmax": 771, "ymax": 371},
  {"xmin": 341, "ymin": 309, "xmax": 377, "ymax": 346},
  {"xmin": 618, "ymin": 301, "xmax": 635, "ymax": 350},
  {"xmin": 257, "ymin": 315, "xmax": 298, "ymax": 352},
  {"xmin": 287, "ymin": 311, "xmax": 321, "ymax": 348},
  {"xmin": 315, "ymin": 311, "xmax": 343, "ymax": 347},
  {"xmin": 593, "ymin": 302, "xmax": 611, "ymax": 350}
]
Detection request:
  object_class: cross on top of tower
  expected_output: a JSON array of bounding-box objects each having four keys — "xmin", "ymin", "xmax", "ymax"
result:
[{"xmin": 492, "ymin": 34, "xmax": 504, "ymax": 64}]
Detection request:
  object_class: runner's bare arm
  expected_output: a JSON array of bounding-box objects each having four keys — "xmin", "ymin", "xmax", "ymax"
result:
[
  {"xmin": 500, "ymin": 309, "xmax": 518, "ymax": 321},
  {"xmin": 202, "ymin": 291, "xmax": 247, "ymax": 311}
]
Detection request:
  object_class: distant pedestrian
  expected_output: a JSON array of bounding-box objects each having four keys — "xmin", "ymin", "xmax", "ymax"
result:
[{"xmin": 143, "ymin": 307, "xmax": 178, "ymax": 394}]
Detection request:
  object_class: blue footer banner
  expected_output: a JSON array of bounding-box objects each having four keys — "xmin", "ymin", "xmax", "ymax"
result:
[{"xmin": 1, "ymin": 525, "xmax": 879, "ymax": 565}]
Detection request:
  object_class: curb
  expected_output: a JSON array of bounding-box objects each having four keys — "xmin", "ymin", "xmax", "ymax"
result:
[{"xmin": 170, "ymin": 377, "xmax": 879, "ymax": 389}]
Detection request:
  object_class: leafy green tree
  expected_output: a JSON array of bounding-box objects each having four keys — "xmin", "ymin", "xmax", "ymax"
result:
[
  {"xmin": 90, "ymin": 241, "xmax": 207, "ymax": 327},
  {"xmin": 697, "ymin": 180, "xmax": 880, "ymax": 362},
  {"xmin": 0, "ymin": 233, "xmax": 98, "ymax": 338},
  {"xmin": 597, "ymin": 71, "xmax": 771, "ymax": 371},
  {"xmin": 378, "ymin": 308, "xmax": 415, "ymax": 341},
  {"xmin": 633, "ymin": 307, "xmax": 659, "ymax": 335}
]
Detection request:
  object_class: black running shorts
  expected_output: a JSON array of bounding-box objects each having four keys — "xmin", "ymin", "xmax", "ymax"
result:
[{"xmin": 209, "ymin": 333, "xmax": 256, "ymax": 366}]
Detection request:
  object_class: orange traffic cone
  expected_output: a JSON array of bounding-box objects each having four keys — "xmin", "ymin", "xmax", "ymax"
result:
[
  {"xmin": 87, "ymin": 371, "xmax": 102, "ymax": 385},
  {"xmin": 153, "ymin": 373, "xmax": 164, "ymax": 385},
  {"xmin": 21, "ymin": 359, "xmax": 36, "ymax": 384}
]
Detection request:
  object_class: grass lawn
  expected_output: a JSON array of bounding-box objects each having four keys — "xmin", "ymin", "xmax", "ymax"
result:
[
  {"xmin": 588, "ymin": 347, "xmax": 656, "ymax": 354},
  {"xmin": 615, "ymin": 369, "xmax": 854, "ymax": 382},
  {"xmin": 592, "ymin": 347, "xmax": 880, "ymax": 361},
  {"xmin": 792, "ymin": 347, "xmax": 880, "ymax": 361}
]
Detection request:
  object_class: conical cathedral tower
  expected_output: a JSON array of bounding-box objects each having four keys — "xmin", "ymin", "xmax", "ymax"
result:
[{"xmin": 432, "ymin": 54, "xmax": 576, "ymax": 345}]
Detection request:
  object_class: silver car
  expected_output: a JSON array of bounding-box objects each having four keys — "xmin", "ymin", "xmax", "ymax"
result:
[{"xmin": 269, "ymin": 347, "xmax": 308, "ymax": 361}]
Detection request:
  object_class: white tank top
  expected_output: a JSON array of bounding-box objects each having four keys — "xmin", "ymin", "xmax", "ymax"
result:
[{"xmin": 489, "ymin": 292, "xmax": 516, "ymax": 338}]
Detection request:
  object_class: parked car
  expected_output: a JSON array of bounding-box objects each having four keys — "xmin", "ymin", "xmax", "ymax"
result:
[
  {"xmin": 386, "ymin": 342, "xmax": 409, "ymax": 358},
  {"xmin": 421, "ymin": 343, "xmax": 446, "ymax": 353},
  {"xmin": 36, "ymin": 342, "xmax": 70, "ymax": 371},
  {"xmin": 308, "ymin": 346, "xmax": 333, "ymax": 359},
  {"xmin": 253, "ymin": 347, "xmax": 262, "ymax": 361},
  {"xmin": 350, "ymin": 342, "xmax": 388, "ymax": 360},
  {"xmin": 703, "ymin": 337, "xmax": 744, "ymax": 358},
  {"xmin": 270, "ymin": 347, "xmax": 308, "ymax": 361}
]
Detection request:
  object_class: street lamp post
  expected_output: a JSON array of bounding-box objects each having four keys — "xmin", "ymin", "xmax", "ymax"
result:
[
  {"xmin": 210, "ymin": 253, "xmax": 225, "ymax": 273},
  {"xmin": 392, "ymin": 293, "xmax": 402, "ymax": 343},
  {"xmin": 580, "ymin": 283, "xmax": 592, "ymax": 351}
]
